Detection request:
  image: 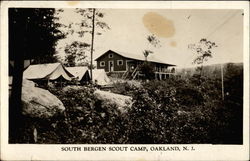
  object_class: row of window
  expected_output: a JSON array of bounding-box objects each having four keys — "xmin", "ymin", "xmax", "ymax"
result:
[{"xmin": 100, "ymin": 60, "xmax": 123, "ymax": 67}]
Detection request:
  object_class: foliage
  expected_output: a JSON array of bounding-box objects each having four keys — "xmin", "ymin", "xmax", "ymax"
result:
[
  {"xmin": 140, "ymin": 34, "xmax": 161, "ymax": 80},
  {"xmin": 64, "ymin": 41, "xmax": 90, "ymax": 67},
  {"xmin": 126, "ymin": 81, "xmax": 178, "ymax": 143},
  {"xmin": 188, "ymin": 38, "xmax": 217, "ymax": 76},
  {"xmin": 126, "ymin": 75, "xmax": 242, "ymax": 144},
  {"xmin": 142, "ymin": 34, "xmax": 161, "ymax": 61},
  {"xmin": 14, "ymin": 66, "xmax": 243, "ymax": 144},
  {"xmin": 142, "ymin": 50, "xmax": 153, "ymax": 61},
  {"xmin": 14, "ymin": 85, "xmax": 128, "ymax": 144},
  {"xmin": 9, "ymin": 8, "xmax": 65, "ymax": 143},
  {"xmin": 9, "ymin": 8, "xmax": 65, "ymax": 63},
  {"xmin": 111, "ymin": 81, "xmax": 140, "ymax": 96},
  {"xmin": 147, "ymin": 34, "xmax": 161, "ymax": 48},
  {"xmin": 75, "ymin": 8, "xmax": 110, "ymax": 35},
  {"xmin": 138, "ymin": 62, "xmax": 155, "ymax": 80},
  {"xmin": 58, "ymin": 8, "xmax": 110, "ymax": 66}
]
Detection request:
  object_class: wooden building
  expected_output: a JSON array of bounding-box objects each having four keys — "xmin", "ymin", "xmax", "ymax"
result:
[{"xmin": 95, "ymin": 50, "xmax": 176, "ymax": 80}]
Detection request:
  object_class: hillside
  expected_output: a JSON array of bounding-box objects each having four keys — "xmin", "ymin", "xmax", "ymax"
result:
[{"xmin": 176, "ymin": 62, "xmax": 243, "ymax": 79}]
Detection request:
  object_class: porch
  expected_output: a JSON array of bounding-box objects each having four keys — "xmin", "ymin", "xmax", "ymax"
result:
[{"xmin": 122, "ymin": 61, "xmax": 176, "ymax": 80}]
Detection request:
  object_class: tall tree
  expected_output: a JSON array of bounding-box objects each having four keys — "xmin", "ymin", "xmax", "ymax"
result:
[
  {"xmin": 188, "ymin": 38, "xmax": 217, "ymax": 76},
  {"xmin": 57, "ymin": 9, "xmax": 110, "ymax": 77},
  {"xmin": 9, "ymin": 8, "xmax": 64, "ymax": 142},
  {"xmin": 9, "ymin": 8, "xmax": 64, "ymax": 64},
  {"xmin": 75, "ymin": 8, "xmax": 110, "ymax": 80},
  {"xmin": 140, "ymin": 34, "xmax": 161, "ymax": 80},
  {"xmin": 142, "ymin": 34, "xmax": 161, "ymax": 61}
]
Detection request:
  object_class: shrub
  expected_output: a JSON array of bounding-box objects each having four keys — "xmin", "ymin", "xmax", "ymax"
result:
[
  {"xmin": 126, "ymin": 81, "xmax": 179, "ymax": 144},
  {"xmin": 15, "ymin": 70, "xmax": 243, "ymax": 144},
  {"xmin": 138, "ymin": 62, "xmax": 155, "ymax": 80},
  {"xmin": 47, "ymin": 85, "xmax": 129, "ymax": 144},
  {"xmin": 111, "ymin": 81, "xmax": 140, "ymax": 96}
]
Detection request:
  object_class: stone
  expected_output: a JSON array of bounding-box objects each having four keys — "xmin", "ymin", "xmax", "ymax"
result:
[
  {"xmin": 94, "ymin": 89, "xmax": 132, "ymax": 113},
  {"xmin": 22, "ymin": 81, "xmax": 65, "ymax": 118}
]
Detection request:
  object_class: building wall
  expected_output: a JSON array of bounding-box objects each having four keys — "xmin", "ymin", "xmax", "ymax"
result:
[
  {"xmin": 96, "ymin": 50, "xmax": 175, "ymax": 73},
  {"xmin": 96, "ymin": 51, "xmax": 127, "ymax": 72}
]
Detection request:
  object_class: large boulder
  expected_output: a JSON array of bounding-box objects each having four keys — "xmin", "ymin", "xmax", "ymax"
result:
[
  {"xmin": 21, "ymin": 80, "xmax": 65, "ymax": 118},
  {"xmin": 94, "ymin": 89, "xmax": 132, "ymax": 113},
  {"xmin": 22, "ymin": 78, "xmax": 36, "ymax": 87}
]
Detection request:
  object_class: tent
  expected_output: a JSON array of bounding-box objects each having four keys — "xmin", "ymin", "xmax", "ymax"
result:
[
  {"xmin": 66, "ymin": 66, "xmax": 90, "ymax": 84},
  {"xmin": 23, "ymin": 63, "xmax": 73, "ymax": 81},
  {"xmin": 91, "ymin": 69, "xmax": 111, "ymax": 86}
]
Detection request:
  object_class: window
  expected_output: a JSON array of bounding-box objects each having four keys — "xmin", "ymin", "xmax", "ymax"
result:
[
  {"xmin": 109, "ymin": 53, "xmax": 113, "ymax": 58},
  {"xmin": 100, "ymin": 61, "xmax": 105, "ymax": 67},
  {"xmin": 117, "ymin": 60, "xmax": 123, "ymax": 66}
]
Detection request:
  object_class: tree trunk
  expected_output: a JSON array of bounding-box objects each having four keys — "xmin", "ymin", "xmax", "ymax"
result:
[
  {"xmin": 90, "ymin": 8, "xmax": 96, "ymax": 82},
  {"xmin": 9, "ymin": 53, "xmax": 24, "ymax": 143}
]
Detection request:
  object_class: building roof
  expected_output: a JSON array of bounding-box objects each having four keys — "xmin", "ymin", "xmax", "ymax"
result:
[
  {"xmin": 23, "ymin": 63, "xmax": 73, "ymax": 81},
  {"xmin": 95, "ymin": 50, "xmax": 176, "ymax": 66},
  {"xmin": 65, "ymin": 66, "xmax": 89, "ymax": 81}
]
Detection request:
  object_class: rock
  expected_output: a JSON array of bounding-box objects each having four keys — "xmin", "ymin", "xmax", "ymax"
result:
[
  {"xmin": 94, "ymin": 89, "xmax": 132, "ymax": 113},
  {"xmin": 22, "ymin": 78, "xmax": 36, "ymax": 87},
  {"xmin": 22, "ymin": 85, "xmax": 65, "ymax": 119},
  {"xmin": 9, "ymin": 78, "xmax": 36, "ymax": 97},
  {"xmin": 62, "ymin": 85, "xmax": 84, "ymax": 92}
]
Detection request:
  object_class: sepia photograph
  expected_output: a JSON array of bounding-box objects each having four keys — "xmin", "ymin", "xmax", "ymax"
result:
[
  {"xmin": 1, "ymin": 1, "xmax": 249, "ymax": 160},
  {"xmin": 8, "ymin": 7, "xmax": 244, "ymax": 144}
]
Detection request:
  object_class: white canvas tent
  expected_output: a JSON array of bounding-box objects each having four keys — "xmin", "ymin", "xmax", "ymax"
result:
[
  {"xmin": 66, "ymin": 67, "xmax": 90, "ymax": 83},
  {"xmin": 91, "ymin": 69, "xmax": 111, "ymax": 86},
  {"xmin": 23, "ymin": 63, "xmax": 73, "ymax": 81}
]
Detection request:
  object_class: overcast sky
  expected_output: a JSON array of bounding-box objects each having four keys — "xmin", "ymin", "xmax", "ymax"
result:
[{"xmin": 56, "ymin": 9, "xmax": 243, "ymax": 67}]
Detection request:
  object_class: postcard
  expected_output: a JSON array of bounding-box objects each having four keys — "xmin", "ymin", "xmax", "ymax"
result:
[{"xmin": 1, "ymin": 1, "xmax": 249, "ymax": 160}]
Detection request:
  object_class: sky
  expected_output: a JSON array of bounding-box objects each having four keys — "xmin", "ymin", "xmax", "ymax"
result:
[{"xmin": 56, "ymin": 9, "xmax": 243, "ymax": 67}]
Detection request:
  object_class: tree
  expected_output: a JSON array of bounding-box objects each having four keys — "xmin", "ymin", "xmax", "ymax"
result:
[
  {"xmin": 9, "ymin": 8, "xmax": 64, "ymax": 142},
  {"xmin": 76, "ymin": 8, "xmax": 110, "ymax": 81},
  {"xmin": 143, "ymin": 50, "xmax": 153, "ymax": 61},
  {"xmin": 138, "ymin": 62, "xmax": 155, "ymax": 80},
  {"xmin": 188, "ymin": 38, "xmax": 217, "ymax": 76},
  {"xmin": 142, "ymin": 34, "xmax": 161, "ymax": 61},
  {"xmin": 64, "ymin": 41, "xmax": 90, "ymax": 67},
  {"xmin": 54, "ymin": 9, "xmax": 109, "ymax": 78},
  {"xmin": 55, "ymin": 9, "xmax": 110, "ymax": 77},
  {"xmin": 9, "ymin": 8, "xmax": 64, "ymax": 64},
  {"xmin": 147, "ymin": 34, "xmax": 161, "ymax": 48},
  {"xmin": 141, "ymin": 34, "xmax": 161, "ymax": 79}
]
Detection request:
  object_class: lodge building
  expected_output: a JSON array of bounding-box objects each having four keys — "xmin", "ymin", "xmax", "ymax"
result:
[{"xmin": 95, "ymin": 50, "xmax": 176, "ymax": 80}]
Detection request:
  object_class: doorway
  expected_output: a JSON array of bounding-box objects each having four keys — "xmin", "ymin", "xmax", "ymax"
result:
[{"xmin": 109, "ymin": 61, "xmax": 114, "ymax": 72}]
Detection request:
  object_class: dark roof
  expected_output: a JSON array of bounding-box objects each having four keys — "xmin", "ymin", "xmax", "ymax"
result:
[{"xmin": 95, "ymin": 50, "xmax": 176, "ymax": 66}]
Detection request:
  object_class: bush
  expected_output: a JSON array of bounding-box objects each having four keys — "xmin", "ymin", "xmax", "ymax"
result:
[
  {"xmin": 26, "ymin": 86, "xmax": 127, "ymax": 144},
  {"xmin": 126, "ymin": 80, "xmax": 172, "ymax": 143},
  {"xmin": 138, "ymin": 62, "xmax": 155, "ymax": 80},
  {"xmin": 111, "ymin": 80, "xmax": 140, "ymax": 96},
  {"xmin": 15, "ymin": 71, "xmax": 243, "ymax": 144}
]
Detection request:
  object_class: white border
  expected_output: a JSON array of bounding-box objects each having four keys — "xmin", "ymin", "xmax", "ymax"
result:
[{"xmin": 1, "ymin": 1, "xmax": 249, "ymax": 160}]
